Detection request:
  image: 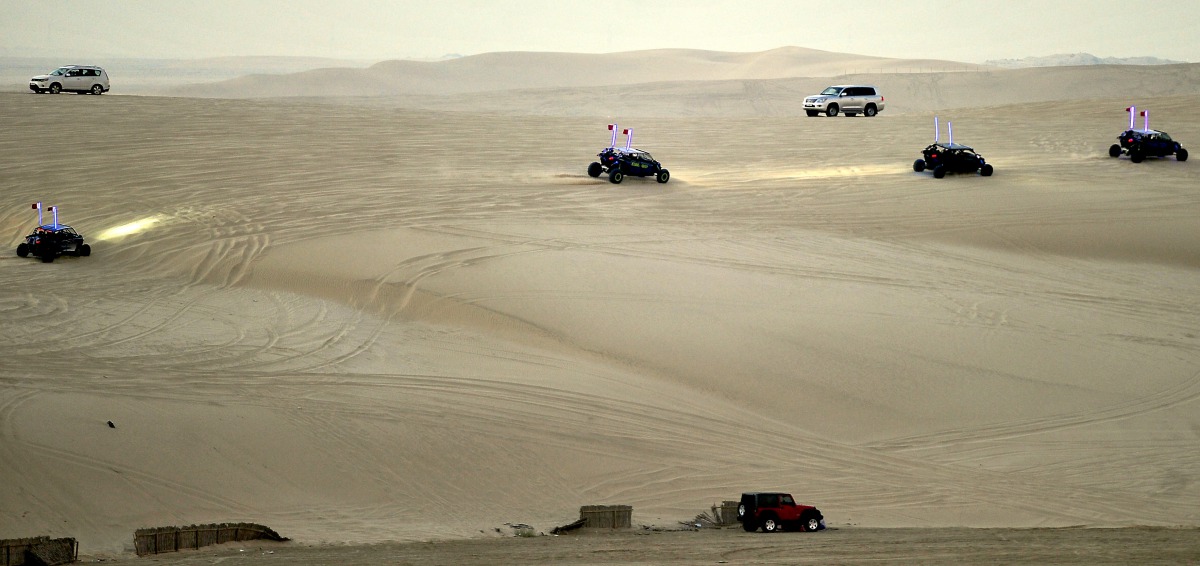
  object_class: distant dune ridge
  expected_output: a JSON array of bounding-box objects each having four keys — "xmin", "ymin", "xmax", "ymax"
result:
[{"xmin": 985, "ymin": 52, "xmax": 1188, "ymax": 68}]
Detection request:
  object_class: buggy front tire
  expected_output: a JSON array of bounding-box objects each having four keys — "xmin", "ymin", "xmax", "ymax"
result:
[
  {"xmin": 933, "ymin": 165, "xmax": 946, "ymax": 179},
  {"xmin": 913, "ymin": 159, "xmax": 926, "ymax": 172},
  {"xmin": 41, "ymin": 250, "xmax": 55, "ymax": 263},
  {"xmin": 1109, "ymin": 144, "xmax": 1122, "ymax": 158},
  {"xmin": 17, "ymin": 243, "xmax": 29, "ymax": 257},
  {"xmin": 825, "ymin": 104, "xmax": 839, "ymax": 117},
  {"xmin": 78, "ymin": 243, "xmax": 91, "ymax": 257},
  {"xmin": 587, "ymin": 162, "xmax": 603, "ymax": 177},
  {"xmin": 981, "ymin": 164, "xmax": 994, "ymax": 176},
  {"xmin": 1178, "ymin": 148, "xmax": 1188, "ymax": 162},
  {"xmin": 656, "ymin": 169, "xmax": 670, "ymax": 183},
  {"xmin": 1130, "ymin": 150, "xmax": 1145, "ymax": 163},
  {"xmin": 608, "ymin": 169, "xmax": 624, "ymax": 184}
]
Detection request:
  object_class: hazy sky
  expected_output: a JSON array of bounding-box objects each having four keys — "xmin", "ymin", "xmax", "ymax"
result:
[{"xmin": 3, "ymin": 0, "xmax": 1198, "ymax": 63}]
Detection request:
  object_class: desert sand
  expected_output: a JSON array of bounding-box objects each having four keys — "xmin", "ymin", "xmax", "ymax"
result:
[{"xmin": 1, "ymin": 48, "xmax": 1199, "ymax": 562}]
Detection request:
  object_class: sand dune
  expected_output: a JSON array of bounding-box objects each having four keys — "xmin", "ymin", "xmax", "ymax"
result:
[
  {"xmin": 1, "ymin": 54, "xmax": 1199, "ymax": 559},
  {"xmin": 164, "ymin": 46, "xmax": 987, "ymax": 98}
]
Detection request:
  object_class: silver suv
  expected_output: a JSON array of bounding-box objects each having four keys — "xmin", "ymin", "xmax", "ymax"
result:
[
  {"xmin": 30, "ymin": 65, "xmax": 110, "ymax": 95},
  {"xmin": 804, "ymin": 85, "xmax": 884, "ymax": 117}
]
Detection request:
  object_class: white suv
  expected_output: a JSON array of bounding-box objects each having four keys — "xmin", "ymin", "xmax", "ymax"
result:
[
  {"xmin": 804, "ymin": 85, "xmax": 884, "ymax": 117},
  {"xmin": 30, "ymin": 65, "xmax": 110, "ymax": 95}
]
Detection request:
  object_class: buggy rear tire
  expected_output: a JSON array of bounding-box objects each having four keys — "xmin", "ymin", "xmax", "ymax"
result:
[
  {"xmin": 1130, "ymin": 150, "xmax": 1145, "ymax": 163},
  {"xmin": 864, "ymin": 105, "xmax": 877, "ymax": 117},
  {"xmin": 980, "ymin": 164, "xmax": 994, "ymax": 176},
  {"xmin": 1108, "ymin": 144, "xmax": 1122, "ymax": 158},
  {"xmin": 1178, "ymin": 148, "xmax": 1188, "ymax": 162},
  {"xmin": 587, "ymin": 162, "xmax": 603, "ymax": 177},
  {"xmin": 913, "ymin": 159, "xmax": 926, "ymax": 172},
  {"xmin": 656, "ymin": 169, "xmax": 670, "ymax": 183},
  {"xmin": 825, "ymin": 104, "xmax": 838, "ymax": 117},
  {"xmin": 41, "ymin": 249, "xmax": 55, "ymax": 263},
  {"xmin": 17, "ymin": 243, "xmax": 29, "ymax": 257},
  {"xmin": 933, "ymin": 165, "xmax": 946, "ymax": 179},
  {"xmin": 608, "ymin": 169, "xmax": 624, "ymax": 184}
]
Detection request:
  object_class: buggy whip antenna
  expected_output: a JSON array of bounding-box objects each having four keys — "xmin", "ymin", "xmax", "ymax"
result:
[
  {"xmin": 608, "ymin": 123, "xmax": 618, "ymax": 148},
  {"xmin": 948, "ymin": 121, "xmax": 954, "ymax": 146},
  {"xmin": 623, "ymin": 128, "xmax": 633, "ymax": 150},
  {"xmin": 32, "ymin": 201, "xmax": 42, "ymax": 225},
  {"xmin": 1126, "ymin": 106, "xmax": 1136, "ymax": 130},
  {"xmin": 50, "ymin": 206, "xmax": 58, "ymax": 228},
  {"xmin": 1141, "ymin": 109, "xmax": 1149, "ymax": 132},
  {"xmin": 934, "ymin": 116, "xmax": 940, "ymax": 143}
]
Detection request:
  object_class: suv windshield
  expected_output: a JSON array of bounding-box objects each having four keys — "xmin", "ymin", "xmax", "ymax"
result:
[
  {"xmin": 50, "ymin": 68, "xmax": 68, "ymax": 76},
  {"xmin": 820, "ymin": 87, "xmax": 843, "ymax": 96}
]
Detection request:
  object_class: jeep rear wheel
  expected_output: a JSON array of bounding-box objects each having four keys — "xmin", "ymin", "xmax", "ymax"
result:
[
  {"xmin": 608, "ymin": 169, "xmax": 624, "ymax": 184},
  {"xmin": 864, "ymin": 104, "xmax": 877, "ymax": 117},
  {"xmin": 1109, "ymin": 144, "xmax": 1122, "ymax": 158},
  {"xmin": 825, "ymin": 104, "xmax": 839, "ymax": 117},
  {"xmin": 762, "ymin": 516, "xmax": 780, "ymax": 533},
  {"xmin": 742, "ymin": 518, "xmax": 757, "ymax": 532},
  {"xmin": 17, "ymin": 243, "xmax": 29, "ymax": 257}
]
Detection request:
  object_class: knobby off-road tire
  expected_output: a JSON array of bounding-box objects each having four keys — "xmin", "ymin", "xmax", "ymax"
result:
[
  {"xmin": 17, "ymin": 243, "xmax": 29, "ymax": 257},
  {"xmin": 588, "ymin": 162, "xmax": 603, "ymax": 177},
  {"xmin": 1109, "ymin": 144, "xmax": 1122, "ymax": 158},
  {"xmin": 913, "ymin": 159, "xmax": 926, "ymax": 172},
  {"xmin": 981, "ymin": 164, "xmax": 994, "ymax": 176},
  {"xmin": 608, "ymin": 169, "xmax": 624, "ymax": 184},
  {"xmin": 656, "ymin": 169, "xmax": 670, "ymax": 183},
  {"xmin": 1178, "ymin": 148, "xmax": 1188, "ymax": 162},
  {"xmin": 933, "ymin": 165, "xmax": 947, "ymax": 179}
]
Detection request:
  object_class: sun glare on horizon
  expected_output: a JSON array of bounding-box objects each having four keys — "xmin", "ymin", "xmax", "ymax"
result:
[{"xmin": 96, "ymin": 216, "xmax": 164, "ymax": 241}]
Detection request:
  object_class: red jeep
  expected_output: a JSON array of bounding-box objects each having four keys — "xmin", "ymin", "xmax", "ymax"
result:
[{"xmin": 737, "ymin": 492, "xmax": 825, "ymax": 533}]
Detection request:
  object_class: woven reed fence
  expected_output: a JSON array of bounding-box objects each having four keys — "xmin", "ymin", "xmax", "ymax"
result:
[
  {"xmin": 579, "ymin": 505, "xmax": 632, "ymax": 529},
  {"xmin": 133, "ymin": 523, "xmax": 286, "ymax": 556},
  {"xmin": 0, "ymin": 536, "xmax": 77, "ymax": 566}
]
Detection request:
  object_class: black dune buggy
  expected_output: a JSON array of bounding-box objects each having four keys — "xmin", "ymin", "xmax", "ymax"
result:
[
  {"xmin": 16, "ymin": 224, "xmax": 91, "ymax": 263},
  {"xmin": 914, "ymin": 142, "xmax": 994, "ymax": 178},
  {"xmin": 1109, "ymin": 129, "xmax": 1188, "ymax": 163},
  {"xmin": 589, "ymin": 147, "xmax": 670, "ymax": 184}
]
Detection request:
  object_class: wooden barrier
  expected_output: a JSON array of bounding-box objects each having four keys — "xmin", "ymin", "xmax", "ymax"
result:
[
  {"xmin": 0, "ymin": 536, "xmax": 77, "ymax": 566},
  {"xmin": 715, "ymin": 500, "xmax": 740, "ymax": 526},
  {"xmin": 133, "ymin": 523, "xmax": 286, "ymax": 557},
  {"xmin": 579, "ymin": 505, "xmax": 632, "ymax": 529}
]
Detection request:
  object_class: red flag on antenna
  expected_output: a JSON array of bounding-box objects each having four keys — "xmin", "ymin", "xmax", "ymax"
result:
[
  {"xmin": 623, "ymin": 129, "xmax": 630, "ymax": 134},
  {"xmin": 1126, "ymin": 107, "xmax": 1133, "ymax": 112},
  {"xmin": 1140, "ymin": 111, "xmax": 1147, "ymax": 116},
  {"xmin": 32, "ymin": 203, "xmax": 40, "ymax": 209},
  {"xmin": 48, "ymin": 206, "xmax": 56, "ymax": 211},
  {"xmin": 608, "ymin": 124, "xmax": 615, "ymax": 130}
]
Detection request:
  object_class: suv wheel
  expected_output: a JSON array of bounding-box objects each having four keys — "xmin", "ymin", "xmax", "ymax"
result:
[
  {"xmin": 825, "ymin": 104, "xmax": 839, "ymax": 117},
  {"xmin": 864, "ymin": 105, "xmax": 877, "ymax": 117},
  {"xmin": 761, "ymin": 516, "xmax": 780, "ymax": 533},
  {"xmin": 49, "ymin": 83, "xmax": 62, "ymax": 94},
  {"xmin": 1108, "ymin": 144, "xmax": 1122, "ymax": 158},
  {"xmin": 91, "ymin": 84, "xmax": 104, "ymax": 95}
]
